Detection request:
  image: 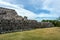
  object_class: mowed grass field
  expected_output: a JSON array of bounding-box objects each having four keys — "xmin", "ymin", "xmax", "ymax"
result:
[{"xmin": 0, "ymin": 27, "xmax": 60, "ymax": 40}]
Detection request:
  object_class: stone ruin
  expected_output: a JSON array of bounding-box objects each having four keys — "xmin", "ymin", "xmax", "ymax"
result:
[{"xmin": 0, "ymin": 7, "xmax": 54, "ymax": 33}]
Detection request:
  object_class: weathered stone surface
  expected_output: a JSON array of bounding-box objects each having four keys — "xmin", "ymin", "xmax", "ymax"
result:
[{"xmin": 0, "ymin": 7, "xmax": 54, "ymax": 33}]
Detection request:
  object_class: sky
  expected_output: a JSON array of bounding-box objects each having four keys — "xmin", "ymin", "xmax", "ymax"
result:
[{"xmin": 0, "ymin": 0, "xmax": 60, "ymax": 21}]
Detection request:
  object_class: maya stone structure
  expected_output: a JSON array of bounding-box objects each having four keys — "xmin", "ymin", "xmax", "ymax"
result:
[{"xmin": 0, "ymin": 7, "xmax": 54, "ymax": 33}]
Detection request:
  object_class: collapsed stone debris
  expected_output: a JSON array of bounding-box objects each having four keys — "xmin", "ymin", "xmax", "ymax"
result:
[{"xmin": 0, "ymin": 7, "xmax": 54, "ymax": 33}]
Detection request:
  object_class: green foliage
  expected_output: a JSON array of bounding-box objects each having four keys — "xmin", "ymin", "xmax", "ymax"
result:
[{"xmin": 42, "ymin": 20, "xmax": 60, "ymax": 27}]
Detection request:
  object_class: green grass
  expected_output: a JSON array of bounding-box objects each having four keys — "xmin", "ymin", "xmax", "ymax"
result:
[{"xmin": 0, "ymin": 27, "xmax": 60, "ymax": 40}]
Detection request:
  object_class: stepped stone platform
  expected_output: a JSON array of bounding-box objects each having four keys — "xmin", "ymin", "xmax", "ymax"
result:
[{"xmin": 0, "ymin": 7, "xmax": 54, "ymax": 33}]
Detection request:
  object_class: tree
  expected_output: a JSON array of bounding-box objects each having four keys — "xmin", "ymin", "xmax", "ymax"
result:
[{"xmin": 57, "ymin": 17, "xmax": 60, "ymax": 21}]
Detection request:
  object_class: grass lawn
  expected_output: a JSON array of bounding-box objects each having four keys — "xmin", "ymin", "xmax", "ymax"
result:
[{"xmin": 0, "ymin": 27, "xmax": 60, "ymax": 40}]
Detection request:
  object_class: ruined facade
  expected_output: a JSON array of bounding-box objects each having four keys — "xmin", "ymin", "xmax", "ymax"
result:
[{"xmin": 0, "ymin": 7, "xmax": 54, "ymax": 33}]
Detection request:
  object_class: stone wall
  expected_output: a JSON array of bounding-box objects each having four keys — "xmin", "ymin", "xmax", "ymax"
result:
[{"xmin": 0, "ymin": 19, "xmax": 54, "ymax": 33}]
